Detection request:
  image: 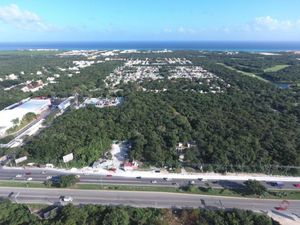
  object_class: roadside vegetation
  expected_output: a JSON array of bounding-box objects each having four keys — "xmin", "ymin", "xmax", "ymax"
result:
[
  {"xmin": 44, "ymin": 175, "xmax": 78, "ymax": 188},
  {"xmin": 0, "ymin": 199, "xmax": 279, "ymax": 225},
  {"xmin": 243, "ymin": 180, "xmax": 268, "ymax": 196},
  {"xmin": 6, "ymin": 112, "xmax": 36, "ymax": 134}
]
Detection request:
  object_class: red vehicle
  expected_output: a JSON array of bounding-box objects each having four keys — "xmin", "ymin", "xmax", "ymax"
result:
[
  {"xmin": 294, "ymin": 183, "xmax": 300, "ymax": 188},
  {"xmin": 275, "ymin": 206, "xmax": 287, "ymax": 211},
  {"xmin": 275, "ymin": 200, "xmax": 289, "ymax": 211}
]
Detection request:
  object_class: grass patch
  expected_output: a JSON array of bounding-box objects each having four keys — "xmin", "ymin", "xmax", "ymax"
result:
[
  {"xmin": 0, "ymin": 135, "xmax": 14, "ymax": 144},
  {"xmin": 264, "ymin": 65, "xmax": 290, "ymax": 72},
  {"xmin": 0, "ymin": 181, "xmax": 45, "ymax": 188},
  {"xmin": 217, "ymin": 63, "xmax": 269, "ymax": 82},
  {"xmin": 26, "ymin": 203, "xmax": 49, "ymax": 212}
]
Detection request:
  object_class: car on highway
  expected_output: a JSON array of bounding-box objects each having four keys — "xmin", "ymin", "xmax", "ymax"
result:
[
  {"xmin": 75, "ymin": 175, "xmax": 80, "ymax": 178},
  {"xmin": 61, "ymin": 196, "xmax": 73, "ymax": 202},
  {"xmin": 106, "ymin": 174, "xmax": 112, "ymax": 177},
  {"xmin": 151, "ymin": 180, "xmax": 157, "ymax": 184},
  {"xmin": 51, "ymin": 176, "xmax": 60, "ymax": 184},
  {"xmin": 172, "ymin": 182, "xmax": 178, "ymax": 185},
  {"xmin": 41, "ymin": 171, "xmax": 46, "ymax": 174},
  {"xmin": 269, "ymin": 181, "xmax": 284, "ymax": 188},
  {"xmin": 163, "ymin": 177, "xmax": 171, "ymax": 181},
  {"xmin": 46, "ymin": 176, "xmax": 52, "ymax": 180},
  {"xmin": 189, "ymin": 180, "xmax": 195, "ymax": 185},
  {"xmin": 275, "ymin": 200, "xmax": 289, "ymax": 211},
  {"xmin": 15, "ymin": 174, "xmax": 22, "ymax": 178},
  {"xmin": 275, "ymin": 206, "xmax": 287, "ymax": 211},
  {"xmin": 27, "ymin": 177, "xmax": 32, "ymax": 181},
  {"xmin": 294, "ymin": 183, "xmax": 300, "ymax": 188},
  {"xmin": 25, "ymin": 172, "xmax": 31, "ymax": 175},
  {"xmin": 136, "ymin": 176, "xmax": 142, "ymax": 179}
]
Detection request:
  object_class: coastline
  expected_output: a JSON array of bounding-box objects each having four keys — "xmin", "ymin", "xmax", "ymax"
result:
[{"xmin": 1, "ymin": 41, "xmax": 300, "ymax": 51}]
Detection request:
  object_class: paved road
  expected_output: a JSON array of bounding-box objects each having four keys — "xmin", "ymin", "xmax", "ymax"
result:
[
  {"xmin": 1, "ymin": 187, "xmax": 300, "ymax": 215},
  {"xmin": 0, "ymin": 167, "xmax": 299, "ymax": 190}
]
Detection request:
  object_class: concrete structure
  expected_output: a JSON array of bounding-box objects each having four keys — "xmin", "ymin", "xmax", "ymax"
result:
[
  {"xmin": 0, "ymin": 98, "xmax": 51, "ymax": 136},
  {"xmin": 122, "ymin": 161, "xmax": 139, "ymax": 171},
  {"xmin": 58, "ymin": 97, "xmax": 73, "ymax": 111},
  {"xmin": 83, "ymin": 97, "xmax": 122, "ymax": 108}
]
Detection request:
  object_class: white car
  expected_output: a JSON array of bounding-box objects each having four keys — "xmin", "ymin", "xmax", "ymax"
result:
[
  {"xmin": 62, "ymin": 196, "xmax": 73, "ymax": 202},
  {"xmin": 27, "ymin": 177, "xmax": 32, "ymax": 181},
  {"xmin": 46, "ymin": 176, "xmax": 52, "ymax": 180},
  {"xmin": 15, "ymin": 174, "xmax": 22, "ymax": 178},
  {"xmin": 151, "ymin": 180, "xmax": 157, "ymax": 184}
]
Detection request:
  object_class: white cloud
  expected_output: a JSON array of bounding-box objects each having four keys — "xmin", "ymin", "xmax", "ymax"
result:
[
  {"xmin": 0, "ymin": 4, "xmax": 50, "ymax": 31},
  {"xmin": 251, "ymin": 16, "xmax": 298, "ymax": 31},
  {"xmin": 163, "ymin": 28, "xmax": 172, "ymax": 33},
  {"xmin": 177, "ymin": 26, "xmax": 195, "ymax": 34},
  {"xmin": 162, "ymin": 26, "xmax": 196, "ymax": 35}
]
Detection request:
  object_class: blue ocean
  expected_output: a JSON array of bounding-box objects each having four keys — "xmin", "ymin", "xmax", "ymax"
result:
[{"xmin": 0, "ymin": 41, "xmax": 300, "ymax": 51}]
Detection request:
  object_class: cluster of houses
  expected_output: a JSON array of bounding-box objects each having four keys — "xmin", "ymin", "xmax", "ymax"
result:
[
  {"xmin": 124, "ymin": 58, "xmax": 192, "ymax": 66},
  {"xmin": 105, "ymin": 65, "xmax": 162, "ymax": 88},
  {"xmin": 57, "ymin": 49, "xmax": 175, "ymax": 60},
  {"xmin": 57, "ymin": 49, "xmax": 143, "ymax": 59},
  {"xmin": 168, "ymin": 66, "xmax": 230, "ymax": 93},
  {"xmin": 105, "ymin": 58, "xmax": 194, "ymax": 89},
  {"xmin": 104, "ymin": 57, "xmax": 230, "ymax": 94},
  {"xmin": 57, "ymin": 50, "xmax": 119, "ymax": 58},
  {"xmin": 168, "ymin": 66, "xmax": 216, "ymax": 80},
  {"xmin": 4, "ymin": 74, "xmax": 61, "ymax": 93},
  {"xmin": 21, "ymin": 80, "xmax": 46, "ymax": 93},
  {"xmin": 147, "ymin": 49, "xmax": 173, "ymax": 53},
  {"xmin": 1, "ymin": 65, "xmax": 62, "ymax": 92}
]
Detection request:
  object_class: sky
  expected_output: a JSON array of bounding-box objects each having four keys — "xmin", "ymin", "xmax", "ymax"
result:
[{"xmin": 0, "ymin": 0, "xmax": 300, "ymax": 42}]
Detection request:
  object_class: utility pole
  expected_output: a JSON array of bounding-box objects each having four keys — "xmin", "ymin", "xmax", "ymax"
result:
[{"xmin": 14, "ymin": 192, "xmax": 20, "ymax": 203}]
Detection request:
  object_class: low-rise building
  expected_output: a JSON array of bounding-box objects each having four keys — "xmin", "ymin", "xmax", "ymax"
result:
[
  {"xmin": 0, "ymin": 98, "xmax": 51, "ymax": 136},
  {"xmin": 122, "ymin": 161, "xmax": 139, "ymax": 171}
]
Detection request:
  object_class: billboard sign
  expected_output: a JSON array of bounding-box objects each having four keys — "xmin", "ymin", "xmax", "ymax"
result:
[
  {"xmin": 15, "ymin": 156, "xmax": 27, "ymax": 164},
  {"xmin": 63, "ymin": 153, "xmax": 73, "ymax": 163}
]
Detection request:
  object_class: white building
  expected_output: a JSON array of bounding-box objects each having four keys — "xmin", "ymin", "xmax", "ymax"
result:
[
  {"xmin": 0, "ymin": 98, "xmax": 51, "ymax": 136},
  {"xmin": 58, "ymin": 97, "xmax": 74, "ymax": 111}
]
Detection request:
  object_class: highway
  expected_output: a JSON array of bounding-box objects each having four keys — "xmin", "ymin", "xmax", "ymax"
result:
[
  {"xmin": 1, "ymin": 187, "xmax": 300, "ymax": 215},
  {"xmin": 0, "ymin": 167, "xmax": 299, "ymax": 190}
]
